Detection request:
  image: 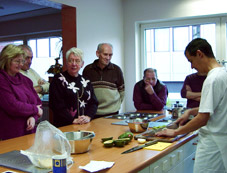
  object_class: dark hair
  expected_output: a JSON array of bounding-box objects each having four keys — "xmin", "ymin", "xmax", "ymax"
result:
[
  {"xmin": 143, "ymin": 68, "xmax": 157, "ymax": 78},
  {"xmin": 184, "ymin": 38, "xmax": 215, "ymax": 58}
]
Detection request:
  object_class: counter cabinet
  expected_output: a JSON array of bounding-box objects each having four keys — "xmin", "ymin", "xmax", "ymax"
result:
[{"xmin": 139, "ymin": 136, "xmax": 198, "ymax": 173}]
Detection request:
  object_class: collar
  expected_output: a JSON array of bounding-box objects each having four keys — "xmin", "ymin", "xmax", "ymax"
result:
[{"xmin": 92, "ymin": 59, "xmax": 114, "ymax": 70}]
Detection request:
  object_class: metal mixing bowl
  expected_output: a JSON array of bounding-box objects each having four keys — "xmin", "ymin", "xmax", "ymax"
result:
[
  {"xmin": 126, "ymin": 119, "xmax": 149, "ymax": 133},
  {"xmin": 64, "ymin": 131, "xmax": 95, "ymax": 154}
]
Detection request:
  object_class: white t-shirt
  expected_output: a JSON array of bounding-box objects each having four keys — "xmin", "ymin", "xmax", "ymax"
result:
[
  {"xmin": 20, "ymin": 68, "xmax": 49, "ymax": 98},
  {"xmin": 199, "ymin": 67, "xmax": 227, "ymax": 134}
]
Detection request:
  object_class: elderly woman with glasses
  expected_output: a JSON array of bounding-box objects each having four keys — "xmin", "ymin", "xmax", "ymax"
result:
[
  {"xmin": 49, "ymin": 47, "xmax": 98, "ymax": 127},
  {"xmin": 0, "ymin": 44, "xmax": 43, "ymax": 140}
]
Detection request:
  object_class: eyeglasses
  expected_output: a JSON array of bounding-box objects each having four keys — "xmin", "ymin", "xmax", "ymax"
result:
[
  {"xmin": 12, "ymin": 59, "xmax": 25, "ymax": 65},
  {"xmin": 68, "ymin": 59, "xmax": 82, "ymax": 64}
]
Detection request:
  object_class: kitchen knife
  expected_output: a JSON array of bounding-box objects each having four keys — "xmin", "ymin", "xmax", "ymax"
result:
[{"xmin": 121, "ymin": 140, "xmax": 158, "ymax": 154}]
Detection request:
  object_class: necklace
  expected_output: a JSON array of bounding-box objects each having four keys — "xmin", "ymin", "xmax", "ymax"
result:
[{"xmin": 77, "ymin": 83, "xmax": 85, "ymax": 116}]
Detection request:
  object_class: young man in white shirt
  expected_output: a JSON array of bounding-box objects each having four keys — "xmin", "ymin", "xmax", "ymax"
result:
[{"xmin": 156, "ymin": 38, "xmax": 227, "ymax": 173}]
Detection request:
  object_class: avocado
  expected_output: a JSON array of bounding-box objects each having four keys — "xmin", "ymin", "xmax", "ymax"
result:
[
  {"xmin": 118, "ymin": 132, "xmax": 133, "ymax": 141},
  {"xmin": 114, "ymin": 139, "xmax": 125, "ymax": 147},
  {"xmin": 122, "ymin": 138, "xmax": 131, "ymax": 144},
  {"xmin": 103, "ymin": 140, "xmax": 114, "ymax": 147},
  {"xmin": 101, "ymin": 137, "xmax": 113, "ymax": 143}
]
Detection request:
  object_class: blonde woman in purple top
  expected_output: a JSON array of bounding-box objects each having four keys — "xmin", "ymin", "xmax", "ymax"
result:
[{"xmin": 0, "ymin": 44, "xmax": 43, "ymax": 140}]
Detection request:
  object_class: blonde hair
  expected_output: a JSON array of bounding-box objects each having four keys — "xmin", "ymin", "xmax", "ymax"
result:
[
  {"xmin": 0, "ymin": 44, "xmax": 25, "ymax": 70},
  {"xmin": 66, "ymin": 47, "xmax": 84, "ymax": 62}
]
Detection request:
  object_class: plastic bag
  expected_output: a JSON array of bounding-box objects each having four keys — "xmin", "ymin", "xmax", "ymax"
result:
[{"xmin": 20, "ymin": 121, "xmax": 72, "ymax": 169}]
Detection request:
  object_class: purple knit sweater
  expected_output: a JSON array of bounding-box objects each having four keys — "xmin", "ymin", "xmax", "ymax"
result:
[
  {"xmin": 133, "ymin": 80, "xmax": 168, "ymax": 111},
  {"xmin": 181, "ymin": 73, "xmax": 206, "ymax": 108},
  {"xmin": 0, "ymin": 69, "xmax": 41, "ymax": 140}
]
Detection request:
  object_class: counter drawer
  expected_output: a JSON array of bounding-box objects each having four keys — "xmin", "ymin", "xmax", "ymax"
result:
[{"xmin": 183, "ymin": 136, "xmax": 198, "ymax": 159}]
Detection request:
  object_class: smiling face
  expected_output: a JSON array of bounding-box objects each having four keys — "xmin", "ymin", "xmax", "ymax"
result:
[
  {"xmin": 96, "ymin": 44, "xmax": 113, "ymax": 69},
  {"xmin": 21, "ymin": 48, "xmax": 33, "ymax": 71},
  {"xmin": 67, "ymin": 53, "xmax": 84, "ymax": 77},
  {"xmin": 7, "ymin": 55, "xmax": 25, "ymax": 76}
]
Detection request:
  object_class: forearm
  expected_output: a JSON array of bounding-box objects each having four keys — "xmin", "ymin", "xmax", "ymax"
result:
[
  {"xmin": 119, "ymin": 90, "xmax": 125, "ymax": 103},
  {"xmin": 134, "ymin": 101, "xmax": 157, "ymax": 110},
  {"xmin": 41, "ymin": 82, "xmax": 50, "ymax": 93},
  {"xmin": 85, "ymin": 103, "xmax": 98, "ymax": 120},
  {"xmin": 175, "ymin": 112, "xmax": 209, "ymax": 135},
  {"xmin": 147, "ymin": 93, "xmax": 165, "ymax": 110},
  {"xmin": 185, "ymin": 107, "xmax": 199, "ymax": 116},
  {"xmin": 147, "ymin": 86, "xmax": 167, "ymax": 110},
  {"xmin": 34, "ymin": 85, "xmax": 43, "ymax": 93},
  {"xmin": 186, "ymin": 91, "xmax": 201, "ymax": 100}
]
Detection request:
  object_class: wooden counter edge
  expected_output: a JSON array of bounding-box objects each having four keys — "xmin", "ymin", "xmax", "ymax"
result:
[{"xmin": 129, "ymin": 132, "xmax": 198, "ymax": 173}]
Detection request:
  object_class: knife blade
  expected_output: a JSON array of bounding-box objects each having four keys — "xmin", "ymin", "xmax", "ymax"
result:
[{"xmin": 121, "ymin": 140, "xmax": 158, "ymax": 154}]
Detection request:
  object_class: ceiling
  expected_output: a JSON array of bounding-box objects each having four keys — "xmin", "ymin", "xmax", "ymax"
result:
[{"xmin": 0, "ymin": 0, "xmax": 62, "ymax": 22}]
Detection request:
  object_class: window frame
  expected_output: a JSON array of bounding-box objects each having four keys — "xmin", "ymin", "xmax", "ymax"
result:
[
  {"xmin": 0, "ymin": 31, "xmax": 62, "ymax": 81},
  {"xmin": 139, "ymin": 16, "xmax": 224, "ymax": 82}
]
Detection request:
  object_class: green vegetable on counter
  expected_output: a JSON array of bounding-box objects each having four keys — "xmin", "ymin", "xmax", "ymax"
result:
[
  {"xmin": 152, "ymin": 125, "xmax": 166, "ymax": 130},
  {"xmin": 118, "ymin": 132, "xmax": 134, "ymax": 141},
  {"xmin": 103, "ymin": 140, "xmax": 114, "ymax": 147},
  {"xmin": 102, "ymin": 132, "xmax": 133, "ymax": 148},
  {"xmin": 101, "ymin": 137, "xmax": 113, "ymax": 143}
]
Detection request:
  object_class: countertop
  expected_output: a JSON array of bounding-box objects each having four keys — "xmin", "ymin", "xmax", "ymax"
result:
[{"xmin": 0, "ymin": 116, "xmax": 197, "ymax": 173}]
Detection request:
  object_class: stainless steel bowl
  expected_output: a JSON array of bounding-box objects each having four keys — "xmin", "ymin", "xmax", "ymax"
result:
[
  {"xmin": 64, "ymin": 131, "xmax": 95, "ymax": 154},
  {"xmin": 126, "ymin": 119, "xmax": 149, "ymax": 133}
]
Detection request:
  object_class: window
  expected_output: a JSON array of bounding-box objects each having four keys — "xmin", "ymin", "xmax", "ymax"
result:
[
  {"xmin": 140, "ymin": 17, "xmax": 225, "ymax": 82},
  {"xmin": 0, "ymin": 40, "xmax": 23, "ymax": 51},
  {"xmin": 28, "ymin": 37, "xmax": 62, "ymax": 81},
  {"xmin": 0, "ymin": 36, "xmax": 62, "ymax": 81}
]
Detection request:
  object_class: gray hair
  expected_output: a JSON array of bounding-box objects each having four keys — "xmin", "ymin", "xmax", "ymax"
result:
[
  {"xmin": 143, "ymin": 68, "xmax": 158, "ymax": 78},
  {"xmin": 18, "ymin": 44, "xmax": 32, "ymax": 52},
  {"xmin": 97, "ymin": 43, "xmax": 113, "ymax": 52},
  {"xmin": 66, "ymin": 47, "xmax": 84, "ymax": 61}
]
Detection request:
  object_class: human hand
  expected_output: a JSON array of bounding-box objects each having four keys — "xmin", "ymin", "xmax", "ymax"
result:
[
  {"xmin": 27, "ymin": 117, "xmax": 35, "ymax": 131},
  {"xmin": 73, "ymin": 115, "xmax": 91, "ymax": 125},
  {"xmin": 34, "ymin": 85, "xmax": 43, "ymax": 93},
  {"xmin": 195, "ymin": 96, "xmax": 201, "ymax": 101},
  {"xmin": 175, "ymin": 109, "xmax": 191, "ymax": 126},
  {"xmin": 155, "ymin": 128, "xmax": 177, "ymax": 137},
  {"xmin": 37, "ymin": 105, "xmax": 43, "ymax": 117},
  {"xmin": 144, "ymin": 82, "xmax": 154, "ymax": 95}
]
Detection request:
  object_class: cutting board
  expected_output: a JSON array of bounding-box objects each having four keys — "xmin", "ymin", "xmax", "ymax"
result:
[{"xmin": 134, "ymin": 129, "xmax": 187, "ymax": 142}]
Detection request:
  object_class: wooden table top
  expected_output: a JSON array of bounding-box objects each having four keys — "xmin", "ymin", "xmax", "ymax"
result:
[{"xmin": 0, "ymin": 112, "xmax": 196, "ymax": 173}]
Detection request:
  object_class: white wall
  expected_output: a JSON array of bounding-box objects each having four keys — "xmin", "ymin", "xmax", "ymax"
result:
[
  {"xmin": 51, "ymin": 0, "xmax": 125, "ymax": 111},
  {"xmin": 122, "ymin": 0, "xmax": 227, "ymax": 112},
  {"xmin": 51, "ymin": 0, "xmax": 227, "ymax": 112},
  {"xmin": 51, "ymin": 0, "xmax": 124, "ymax": 67}
]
